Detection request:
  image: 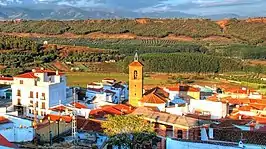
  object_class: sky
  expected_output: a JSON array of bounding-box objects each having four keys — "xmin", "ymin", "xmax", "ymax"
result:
[
  {"xmin": 141, "ymin": 0, "xmax": 266, "ymax": 16},
  {"xmin": 1, "ymin": 0, "xmax": 265, "ymax": 16}
]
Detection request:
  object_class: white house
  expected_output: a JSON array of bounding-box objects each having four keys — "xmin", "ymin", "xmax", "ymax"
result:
[
  {"xmin": 86, "ymin": 80, "xmax": 128, "ymax": 105},
  {"xmin": 11, "ymin": 68, "xmax": 69, "ymax": 118},
  {"xmin": 0, "ymin": 76, "xmax": 13, "ymax": 85},
  {"xmin": 189, "ymin": 99, "xmax": 229, "ymax": 119}
]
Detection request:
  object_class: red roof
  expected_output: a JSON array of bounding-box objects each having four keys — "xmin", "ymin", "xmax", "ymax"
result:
[
  {"xmin": 71, "ymin": 102, "xmax": 88, "ymax": 109},
  {"xmin": 129, "ymin": 61, "xmax": 143, "ymax": 67},
  {"xmin": 77, "ymin": 117, "xmax": 103, "ymax": 132},
  {"xmin": 0, "ymin": 116, "xmax": 10, "ymax": 124},
  {"xmin": 166, "ymin": 85, "xmax": 200, "ymax": 92},
  {"xmin": 34, "ymin": 68, "xmax": 64, "ymax": 76},
  {"xmin": 49, "ymin": 105, "xmax": 71, "ymax": 112},
  {"xmin": 90, "ymin": 104, "xmax": 134, "ymax": 117},
  {"xmin": 0, "ymin": 134, "xmax": 17, "ymax": 148},
  {"xmin": 15, "ymin": 68, "xmax": 64, "ymax": 79},
  {"xmin": 0, "ymin": 77, "xmax": 13, "ymax": 81},
  {"xmin": 45, "ymin": 114, "xmax": 72, "ymax": 123},
  {"xmin": 238, "ymin": 106, "xmax": 252, "ymax": 111},
  {"xmin": 220, "ymin": 97, "xmax": 250, "ymax": 105},
  {"xmin": 15, "ymin": 72, "xmax": 38, "ymax": 79},
  {"xmin": 224, "ymin": 88, "xmax": 249, "ymax": 94},
  {"xmin": 254, "ymin": 116, "xmax": 266, "ymax": 124}
]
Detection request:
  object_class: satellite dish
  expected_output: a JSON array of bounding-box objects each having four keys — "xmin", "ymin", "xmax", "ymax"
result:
[{"xmin": 238, "ymin": 140, "xmax": 244, "ymax": 148}]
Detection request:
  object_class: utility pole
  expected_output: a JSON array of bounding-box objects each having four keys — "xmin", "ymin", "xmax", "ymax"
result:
[{"xmin": 72, "ymin": 87, "xmax": 77, "ymax": 145}]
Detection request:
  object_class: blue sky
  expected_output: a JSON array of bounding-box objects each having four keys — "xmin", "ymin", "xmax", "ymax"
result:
[
  {"xmin": 130, "ymin": 0, "xmax": 266, "ymax": 16},
  {"xmin": 1, "ymin": 0, "xmax": 265, "ymax": 16}
]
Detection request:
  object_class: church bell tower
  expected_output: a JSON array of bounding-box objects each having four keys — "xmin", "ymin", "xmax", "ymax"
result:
[{"xmin": 128, "ymin": 52, "xmax": 143, "ymax": 107}]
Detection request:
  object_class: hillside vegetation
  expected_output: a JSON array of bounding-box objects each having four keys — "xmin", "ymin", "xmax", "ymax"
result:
[
  {"xmin": 0, "ymin": 18, "xmax": 265, "ymax": 44},
  {"xmin": 0, "ymin": 18, "xmax": 266, "ymax": 76}
]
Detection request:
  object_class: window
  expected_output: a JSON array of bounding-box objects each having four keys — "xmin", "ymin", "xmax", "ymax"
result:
[
  {"xmin": 30, "ymin": 100, "xmax": 33, "ymax": 104},
  {"xmin": 19, "ymin": 80, "xmax": 23, "ymax": 84},
  {"xmin": 36, "ymin": 92, "xmax": 38, "ymax": 98},
  {"xmin": 177, "ymin": 130, "xmax": 183, "ymax": 139},
  {"xmin": 36, "ymin": 101, "xmax": 38, "ymax": 108},
  {"xmin": 34, "ymin": 80, "xmax": 37, "ymax": 86},
  {"xmin": 41, "ymin": 102, "xmax": 45, "ymax": 109},
  {"xmin": 17, "ymin": 99, "xmax": 21, "ymax": 105},
  {"xmin": 133, "ymin": 70, "xmax": 138, "ymax": 79},
  {"xmin": 17, "ymin": 90, "xmax": 21, "ymax": 96},
  {"xmin": 29, "ymin": 91, "xmax": 33, "ymax": 98},
  {"xmin": 41, "ymin": 111, "xmax": 44, "ymax": 116},
  {"xmin": 29, "ymin": 109, "xmax": 31, "ymax": 114},
  {"xmin": 42, "ymin": 93, "xmax": 45, "ymax": 100}
]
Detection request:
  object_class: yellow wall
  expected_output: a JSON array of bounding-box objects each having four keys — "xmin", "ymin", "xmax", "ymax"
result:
[
  {"xmin": 36, "ymin": 121, "xmax": 72, "ymax": 142},
  {"xmin": 129, "ymin": 64, "xmax": 143, "ymax": 107},
  {"xmin": 188, "ymin": 91, "xmax": 200, "ymax": 100},
  {"xmin": 180, "ymin": 91, "xmax": 200, "ymax": 100}
]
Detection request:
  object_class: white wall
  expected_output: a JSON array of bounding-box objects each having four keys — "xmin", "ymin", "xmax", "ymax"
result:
[
  {"xmin": 189, "ymin": 99, "xmax": 228, "ymax": 119},
  {"xmin": 12, "ymin": 73, "xmax": 67, "ymax": 117},
  {"xmin": 163, "ymin": 88, "xmax": 179, "ymax": 100},
  {"xmin": 166, "ymin": 138, "xmax": 239, "ymax": 149},
  {"xmin": 141, "ymin": 103, "xmax": 166, "ymax": 111},
  {"xmin": 165, "ymin": 105, "xmax": 188, "ymax": 115}
]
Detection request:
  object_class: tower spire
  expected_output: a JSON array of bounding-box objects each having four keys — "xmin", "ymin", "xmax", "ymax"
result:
[{"xmin": 134, "ymin": 51, "xmax": 138, "ymax": 62}]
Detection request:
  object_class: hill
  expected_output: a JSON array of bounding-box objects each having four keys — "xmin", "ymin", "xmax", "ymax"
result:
[{"xmin": 0, "ymin": 18, "xmax": 266, "ymax": 44}]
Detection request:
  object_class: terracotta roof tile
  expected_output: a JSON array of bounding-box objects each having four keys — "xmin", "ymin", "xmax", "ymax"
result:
[
  {"xmin": 166, "ymin": 85, "xmax": 200, "ymax": 92},
  {"xmin": 129, "ymin": 61, "xmax": 143, "ymax": 67},
  {"xmin": 45, "ymin": 114, "xmax": 72, "ymax": 123},
  {"xmin": 15, "ymin": 72, "xmax": 38, "ymax": 79},
  {"xmin": 0, "ymin": 116, "xmax": 10, "ymax": 124},
  {"xmin": 254, "ymin": 116, "xmax": 266, "ymax": 124},
  {"xmin": 15, "ymin": 68, "xmax": 64, "ymax": 79},
  {"xmin": 140, "ymin": 93, "xmax": 167, "ymax": 104},
  {"xmin": 49, "ymin": 105, "xmax": 71, "ymax": 112},
  {"xmin": 0, "ymin": 77, "xmax": 13, "ymax": 81},
  {"xmin": 71, "ymin": 102, "xmax": 88, "ymax": 109}
]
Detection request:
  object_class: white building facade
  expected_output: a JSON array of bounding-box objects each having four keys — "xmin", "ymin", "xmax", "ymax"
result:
[{"xmin": 11, "ymin": 68, "xmax": 68, "ymax": 117}]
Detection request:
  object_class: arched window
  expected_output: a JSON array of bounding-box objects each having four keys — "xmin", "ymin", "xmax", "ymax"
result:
[{"xmin": 133, "ymin": 70, "xmax": 138, "ymax": 79}]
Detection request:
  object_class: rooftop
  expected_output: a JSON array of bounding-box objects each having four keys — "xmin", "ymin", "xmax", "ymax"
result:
[
  {"xmin": 71, "ymin": 102, "xmax": 88, "ymax": 109},
  {"xmin": 0, "ymin": 116, "xmax": 10, "ymax": 124},
  {"xmin": 0, "ymin": 134, "xmax": 17, "ymax": 148},
  {"xmin": 132, "ymin": 107, "xmax": 204, "ymax": 128},
  {"xmin": 14, "ymin": 68, "xmax": 64, "ymax": 79},
  {"xmin": 140, "ymin": 87, "xmax": 169, "ymax": 104},
  {"xmin": 166, "ymin": 85, "xmax": 200, "ymax": 92}
]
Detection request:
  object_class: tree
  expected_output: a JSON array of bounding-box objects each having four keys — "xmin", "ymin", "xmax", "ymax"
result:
[{"xmin": 101, "ymin": 115, "xmax": 157, "ymax": 149}]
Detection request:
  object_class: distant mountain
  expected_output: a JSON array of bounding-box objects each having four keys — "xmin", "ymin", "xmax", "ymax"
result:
[
  {"xmin": 0, "ymin": 4, "xmax": 243, "ymax": 20},
  {"xmin": 0, "ymin": 6, "xmax": 121, "ymax": 20}
]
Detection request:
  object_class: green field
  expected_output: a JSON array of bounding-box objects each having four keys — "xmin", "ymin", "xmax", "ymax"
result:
[{"xmin": 66, "ymin": 72, "xmax": 173, "ymax": 88}]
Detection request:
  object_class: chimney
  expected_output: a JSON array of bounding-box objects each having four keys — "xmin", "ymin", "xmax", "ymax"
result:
[
  {"xmin": 56, "ymin": 70, "xmax": 59, "ymax": 75},
  {"xmin": 32, "ymin": 69, "xmax": 36, "ymax": 72}
]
